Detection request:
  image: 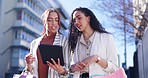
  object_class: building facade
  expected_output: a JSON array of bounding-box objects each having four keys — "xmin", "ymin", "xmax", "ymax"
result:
[
  {"xmin": 0, "ymin": 0, "xmax": 69, "ymax": 78},
  {"xmin": 133, "ymin": 0, "xmax": 148, "ymax": 78}
]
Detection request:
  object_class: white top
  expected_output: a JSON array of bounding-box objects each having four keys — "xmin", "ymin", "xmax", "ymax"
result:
[{"xmin": 73, "ymin": 31, "xmax": 118, "ymax": 78}]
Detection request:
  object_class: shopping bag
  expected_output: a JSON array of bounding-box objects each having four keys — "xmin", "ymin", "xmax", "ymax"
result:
[
  {"xmin": 13, "ymin": 74, "xmax": 36, "ymax": 78},
  {"xmin": 91, "ymin": 67, "xmax": 127, "ymax": 78}
]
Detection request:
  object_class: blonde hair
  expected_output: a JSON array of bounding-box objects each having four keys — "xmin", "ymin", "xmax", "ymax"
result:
[{"xmin": 41, "ymin": 8, "xmax": 60, "ymax": 35}]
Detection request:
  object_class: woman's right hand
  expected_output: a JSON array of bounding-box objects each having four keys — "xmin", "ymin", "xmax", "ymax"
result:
[
  {"xmin": 70, "ymin": 62, "xmax": 86, "ymax": 72},
  {"xmin": 25, "ymin": 54, "xmax": 35, "ymax": 71},
  {"xmin": 25, "ymin": 54, "xmax": 35, "ymax": 64}
]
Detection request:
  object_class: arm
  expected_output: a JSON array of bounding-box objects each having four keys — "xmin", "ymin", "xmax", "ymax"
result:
[
  {"xmin": 103, "ymin": 34, "xmax": 118, "ymax": 73},
  {"xmin": 46, "ymin": 36, "xmax": 72, "ymax": 77},
  {"xmin": 80, "ymin": 34, "xmax": 118, "ymax": 73},
  {"xmin": 23, "ymin": 41, "xmax": 35, "ymax": 74}
]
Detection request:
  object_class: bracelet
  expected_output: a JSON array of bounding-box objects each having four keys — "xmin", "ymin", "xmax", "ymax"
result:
[{"xmin": 60, "ymin": 68, "xmax": 70, "ymax": 77}]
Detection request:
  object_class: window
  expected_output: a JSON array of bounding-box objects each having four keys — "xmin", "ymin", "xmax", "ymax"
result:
[
  {"xmin": 21, "ymin": 31, "xmax": 26, "ymax": 40},
  {"xmin": 20, "ymin": 49, "xmax": 29, "ymax": 59},
  {"xmin": 11, "ymin": 49, "xmax": 19, "ymax": 66},
  {"xmin": 18, "ymin": 0, "xmax": 23, "ymax": 2},
  {"xmin": 21, "ymin": 30, "xmax": 36, "ymax": 42},
  {"xmin": 15, "ymin": 30, "xmax": 18, "ymax": 39},
  {"xmin": 17, "ymin": 10, "xmax": 22, "ymax": 20},
  {"xmin": 14, "ymin": 30, "xmax": 20, "ymax": 39}
]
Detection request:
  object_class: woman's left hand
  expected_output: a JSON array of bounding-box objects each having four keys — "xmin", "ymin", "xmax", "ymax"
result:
[
  {"xmin": 82, "ymin": 55, "xmax": 97, "ymax": 66},
  {"xmin": 47, "ymin": 58, "xmax": 66, "ymax": 75}
]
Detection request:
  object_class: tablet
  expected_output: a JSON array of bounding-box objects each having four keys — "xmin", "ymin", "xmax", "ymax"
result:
[{"xmin": 38, "ymin": 44, "xmax": 64, "ymax": 66}]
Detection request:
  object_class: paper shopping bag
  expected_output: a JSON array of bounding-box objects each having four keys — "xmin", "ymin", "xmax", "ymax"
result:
[{"xmin": 92, "ymin": 67, "xmax": 127, "ymax": 78}]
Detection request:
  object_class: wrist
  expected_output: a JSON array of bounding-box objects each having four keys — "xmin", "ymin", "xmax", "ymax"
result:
[
  {"xmin": 27, "ymin": 64, "xmax": 33, "ymax": 72},
  {"xmin": 60, "ymin": 68, "xmax": 70, "ymax": 77},
  {"xmin": 23, "ymin": 68, "xmax": 33, "ymax": 75},
  {"xmin": 69, "ymin": 66, "xmax": 75, "ymax": 73},
  {"xmin": 69, "ymin": 68, "xmax": 73, "ymax": 73},
  {"xmin": 61, "ymin": 70, "xmax": 67, "ymax": 75}
]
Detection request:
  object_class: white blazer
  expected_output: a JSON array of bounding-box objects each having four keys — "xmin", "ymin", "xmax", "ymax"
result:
[{"xmin": 73, "ymin": 32, "xmax": 118, "ymax": 78}]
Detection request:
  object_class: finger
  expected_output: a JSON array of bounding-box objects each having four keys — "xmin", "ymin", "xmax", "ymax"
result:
[
  {"xmin": 29, "ymin": 59, "xmax": 33, "ymax": 62},
  {"xmin": 27, "ymin": 59, "xmax": 34, "ymax": 64},
  {"xmin": 26, "ymin": 54, "xmax": 32, "ymax": 58},
  {"xmin": 82, "ymin": 66, "xmax": 87, "ymax": 69},
  {"xmin": 47, "ymin": 61, "xmax": 52, "ymax": 66},
  {"xmin": 28, "ymin": 54, "xmax": 33, "ymax": 57},
  {"xmin": 75, "ymin": 64, "xmax": 83, "ymax": 71},
  {"xmin": 29, "ymin": 57, "xmax": 35, "ymax": 62},
  {"xmin": 72, "ymin": 64, "xmax": 83, "ymax": 72},
  {"xmin": 80, "ymin": 62, "xmax": 86, "ymax": 67},
  {"xmin": 51, "ymin": 58, "xmax": 59, "ymax": 68},
  {"xmin": 32, "ymin": 58, "xmax": 35, "ymax": 61},
  {"xmin": 75, "ymin": 67, "xmax": 82, "ymax": 71},
  {"xmin": 26, "ymin": 57, "xmax": 35, "ymax": 62},
  {"xmin": 51, "ymin": 58, "xmax": 57, "ymax": 65},
  {"xmin": 47, "ymin": 61, "xmax": 56, "ymax": 69},
  {"xmin": 27, "ymin": 60, "xmax": 33, "ymax": 64},
  {"xmin": 58, "ymin": 58, "xmax": 60, "ymax": 64},
  {"xmin": 25, "ymin": 54, "xmax": 33, "ymax": 60}
]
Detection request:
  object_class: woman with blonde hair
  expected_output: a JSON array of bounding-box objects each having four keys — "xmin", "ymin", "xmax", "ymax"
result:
[{"xmin": 23, "ymin": 8, "xmax": 71, "ymax": 78}]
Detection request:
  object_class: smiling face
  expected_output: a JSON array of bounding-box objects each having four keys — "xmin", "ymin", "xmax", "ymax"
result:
[
  {"xmin": 45, "ymin": 11, "xmax": 60, "ymax": 34},
  {"xmin": 72, "ymin": 11, "xmax": 90, "ymax": 32}
]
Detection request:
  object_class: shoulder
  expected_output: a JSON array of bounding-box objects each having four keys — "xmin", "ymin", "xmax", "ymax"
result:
[
  {"xmin": 100, "ymin": 33, "xmax": 115, "ymax": 44},
  {"xmin": 96, "ymin": 32, "xmax": 114, "ymax": 38},
  {"xmin": 30, "ymin": 36, "xmax": 43, "ymax": 45},
  {"xmin": 102, "ymin": 33, "xmax": 113, "ymax": 38},
  {"xmin": 60, "ymin": 34, "xmax": 68, "ymax": 41},
  {"xmin": 59, "ymin": 34, "xmax": 68, "ymax": 46}
]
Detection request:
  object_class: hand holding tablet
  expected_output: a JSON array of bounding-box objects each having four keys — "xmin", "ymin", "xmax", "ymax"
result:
[{"xmin": 38, "ymin": 44, "xmax": 64, "ymax": 66}]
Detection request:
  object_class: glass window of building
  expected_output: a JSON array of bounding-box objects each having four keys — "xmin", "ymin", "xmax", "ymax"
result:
[
  {"xmin": 20, "ymin": 49, "xmax": 29, "ymax": 59},
  {"xmin": 18, "ymin": 0, "xmax": 23, "ymax": 2},
  {"xmin": 17, "ymin": 10, "xmax": 22, "ymax": 20},
  {"xmin": 14, "ymin": 30, "xmax": 20, "ymax": 39},
  {"xmin": 12, "ymin": 49, "xmax": 19, "ymax": 66}
]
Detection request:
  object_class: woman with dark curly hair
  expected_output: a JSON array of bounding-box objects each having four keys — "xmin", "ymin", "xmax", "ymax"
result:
[{"xmin": 68, "ymin": 7, "xmax": 118, "ymax": 78}]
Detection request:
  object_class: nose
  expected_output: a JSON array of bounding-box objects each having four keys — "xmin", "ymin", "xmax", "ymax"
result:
[
  {"xmin": 52, "ymin": 20, "xmax": 56, "ymax": 25},
  {"xmin": 51, "ymin": 20, "xmax": 57, "ymax": 25}
]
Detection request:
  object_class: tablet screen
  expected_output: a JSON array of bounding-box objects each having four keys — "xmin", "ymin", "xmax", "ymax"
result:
[{"xmin": 38, "ymin": 44, "xmax": 64, "ymax": 66}]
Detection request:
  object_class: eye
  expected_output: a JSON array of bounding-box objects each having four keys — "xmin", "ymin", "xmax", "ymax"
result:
[
  {"xmin": 47, "ymin": 19, "xmax": 52, "ymax": 22},
  {"xmin": 55, "ymin": 18, "xmax": 59, "ymax": 22},
  {"xmin": 77, "ymin": 17, "xmax": 81, "ymax": 20}
]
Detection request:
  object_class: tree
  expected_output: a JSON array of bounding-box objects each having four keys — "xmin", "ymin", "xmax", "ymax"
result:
[
  {"xmin": 134, "ymin": 2, "xmax": 148, "ymax": 45},
  {"xmin": 91, "ymin": 0, "xmax": 148, "ymax": 45}
]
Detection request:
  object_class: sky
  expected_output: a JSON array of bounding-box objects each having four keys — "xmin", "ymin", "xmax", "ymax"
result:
[{"xmin": 58, "ymin": 0, "xmax": 136, "ymax": 68}]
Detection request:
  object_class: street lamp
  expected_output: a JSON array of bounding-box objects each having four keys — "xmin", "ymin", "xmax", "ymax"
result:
[{"xmin": 123, "ymin": 0, "xmax": 127, "ymax": 69}]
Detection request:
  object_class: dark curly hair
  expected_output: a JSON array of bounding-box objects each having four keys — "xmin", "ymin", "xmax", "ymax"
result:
[{"xmin": 68, "ymin": 7, "xmax": 108, "ymax": 52}]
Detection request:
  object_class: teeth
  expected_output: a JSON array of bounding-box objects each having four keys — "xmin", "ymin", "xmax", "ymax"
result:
[{"xmin": 52, "ymin": 27, "xmax": 56, "ymax": 29}]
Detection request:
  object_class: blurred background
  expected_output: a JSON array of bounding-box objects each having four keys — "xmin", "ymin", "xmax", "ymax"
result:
[{"xmin": 0, "ymin": 0, "xmax": 147, "ymax": 78}]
